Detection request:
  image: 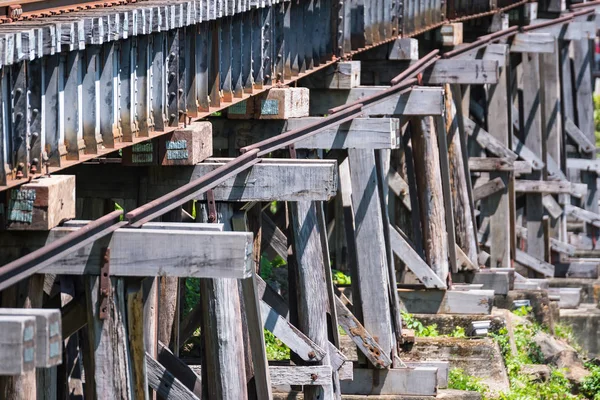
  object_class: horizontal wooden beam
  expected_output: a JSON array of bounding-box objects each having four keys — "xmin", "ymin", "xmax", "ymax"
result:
[
  {"xmin": 515, "ymin": 249, "xmax": 555, "ymax": 277},
  {"xmin": 554, "ymin": 261, "xmax": 599, "ymax": 278},
  {"xmin": 514, "ymin": 180, "xmax": 575, "ymax": 194},
  {"xmin": 468, "ymin": 157, "xmax": 532, "ymax": 174},
  {"xmin": 566, "ymin": 158, "xmax": 600, "ymax": 174},
  {"xmin": 149, "ymin": 159, "xmax": 338, "ymax": 202},
  {"xmin": 35, "ymin": 227, "xmax": 253, "ymax": 278},
  {"xmin": 472, "ymin": 271, "xmax": 510, "ymax": 295},
  {"xmin": 212, "ymin": 118, "xmax": 401, "ymax": 150},
  {"xmin": 464, "ymin": 118, "xmax": 518, "ymax": 160},
  {"xmin": 361, "ymin": 60, "xmax": 499, "ymax": 84},
  {"xmin": 389, "ymin": 227, "xmax": 446, "ymax": 288},
  {"xmin": 397, "ymin": 289, "xmax": 494, "ymax": 314},
  {"xmin": 340, "ymin": 367, "xmax": 438, "ymax": 396},
  {"xmin": 531, "ymin": 20, "xmax": 595, "ymax": 40},
  {"xmin": 510, "ymin": 33, "xmax": 555, "ymax": 53},
  {"xmin": 309, "ymin": 87, "xmax": 444, "ymax": 116}
]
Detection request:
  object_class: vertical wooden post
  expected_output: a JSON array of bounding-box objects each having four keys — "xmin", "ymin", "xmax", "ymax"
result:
[
  {"xmin": 482, "ymin": 44, "xmax": 513, "ymax": 268},
  {"xmin": 519, "ymin": 53, "xmax": 545, "ymax": 263},
  {"xmin": 347, "ymin": 149, "xmax": 396, "ymax": 359},
  {"xmin": 409, "ymin": 117, "xmax": 450, "ymax": 282},
  {"xmin": 289, "ymin": 200, "xmax": 335, "ymax": 400},
  {"xmin": 127, "ymin": 279, "xmax": 150, "ymax": 400},
  {"xmin": 540, "ymin": 40, "xmax": 565, "ymax": 243},
  {"xmin": 200, "ymin": 204, "xmax": 248, "ymax": 400},
  {"xmin": 0, "ymin": 276, "xmax": 45, "ymax": 399},
  {"xmin": 84, "ymin": 277, "xmax": 134, "ymax": 399},
  {"xmin": 445, "ymin": 84, "xmax": 478, "ymax": 268}
]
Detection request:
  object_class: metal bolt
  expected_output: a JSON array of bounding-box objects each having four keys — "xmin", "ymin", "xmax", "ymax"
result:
[{"xmin": 310, "ymin": 374, "xmax": 318, "ymax": 381}]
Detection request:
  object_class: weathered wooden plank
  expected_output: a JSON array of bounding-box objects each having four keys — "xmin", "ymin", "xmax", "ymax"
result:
[
  {"xmin": 389, "ymin": 227, "xmax": 446, "ymax": 288},
  {"xmin": 566, "ymin": 158, "xmax": 600, "ymax": 174},
  {"xmin": 472, "ymin": 272, "xmax": 510, "ymax": 295},
  {"xmin": 340, "ymin": 367, "xmax": 438, "ymax": 396},
  {"xmin": 260, "ymin": 300, "xmax": 326, "ymax": 362},
  {"xmin": 39, "ymin": 228, "xmax": 253, "ymax": 278},
  {"xmin": 514, "ymin": 180, "xmax": 575, "ymax": 194},
  {"xmin": 149, "ymin": 159, "xmax": 338, "ymax": 202},
  {"xmin": 564, "ymin": 204, "xmax": 600, "ymax": 228},
  {"xmin": 410, "ymin": 117, "xmax": 449, "ymax": 281},
  {"xmin": 514, "ymin": 249, "xmax": 555, "ymax": 277},
  {"xmin": 126, "ymin": 280, "xmax": 149, "ymax": 400},
  {"xmin": 542, "ymin": 195, "xmax": 563, "ymax": 219},
  {"xmin": 468, "ymin": 158, "xmax": 532, "ymax": 174},
  {"xmin": 397, "ymin": 289, "xmax": 494, "ymax": 315},
  {"xmin": 157, "ymin": 341, "xmax": 202, "ymax": 398},
  {"xmin": 463, "ymin": 118, "xmax": 517, "ymax": 160},
  {"xmin": 347, "ymin": 149, "xmax": 395, "ymax": 359},
  {"xmin": 309, "ymin": 87, "xmax": 444, "ymax": 116},
  {"xmin": 84, "ymin": 277, "xmax": 133, "ymax": 399},
  {"xmin": 146, "ymin": 354, "xmax": 199, "ymax": 400},
  {"xmin": 565, "ymin": 118, "xmax": 595, "ymax": 154},
  {"xmin": 388, "ymin": 169, "xmax": 412, "ymax": 210},
  {"xmin": 455, "ymin": 244, "xmax": 478, "ymax": 271},
  {"xmin": 0, "ymin": 309, "xmax": 61, "ymax": 368},
  {"xmin": 530, "ymin": 20, "xmax": 595, "ymax": 40},
  {"xmin": 361, "ymin": 60, "xmax": 499, "ymax": 84},
  {"xmin": 510, "ymin": 33, "xmax": 555, "ymax": 53},
  {"xmin": 270, "ymin": 366, "xmax": 333, "ymax": 386},
  {"xmin": 473, "ymin": 177, "xmax": 506, "ymax": 202},
  {"xmin": 511, "ymin": 135, "xmax": 545, "ymax": 170},
  {"xmin": 554, "ymin": 261, "xmax": 599, "ymax": 278},
  {"xmin": 334, "ymin": 296, "xmax": 392, "ymax": 369},
  {"xmin": 289, "ymin": 199, "xmax": 335, "ymax": 400}
]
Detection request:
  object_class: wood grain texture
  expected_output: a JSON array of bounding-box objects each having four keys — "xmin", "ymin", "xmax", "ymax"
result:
[
  {"xmin": 340, "ymin": 367, "xmax": 438, "ymax": 396},
  {"xmin": 146, "ymin": 354, "xmax": 200, "ymax": 400},
  {"xmin": 289, "ymin": 200, "xmax": 334, "ymax": 400},
  {"xmin": 397, "ymin": 289, "xmax": 494, "ymax": 315},
  {"xmin": 473, "ymin": 177, "xmax": 506, "ymax": 202},
  {"xmin": 347, "ymin": 149, "xmax": 395, "ymax": 360},
  {"xmin": 410, "ymin": 117, "xmax": 449, "ymax": 281}
]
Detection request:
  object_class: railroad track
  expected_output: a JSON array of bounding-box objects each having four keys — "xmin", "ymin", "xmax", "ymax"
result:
[{"xmin": 0, "ymin": 0, "xmax": 140, "ymax": 23}]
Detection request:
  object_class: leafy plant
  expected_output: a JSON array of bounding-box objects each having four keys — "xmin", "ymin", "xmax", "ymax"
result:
[
  {"xmin": 259, "ymin": 254, "xmax": 287, "ymax": 281},
  {"xmin": 554, "ymin": 323, "xmax": 582, "ymax": 353},
  {"xmin": 581, "ymin": 363, "xmax": 600, "ymax": 400},
  {"xmin": 183, "ymin": 278, "xmax": 201, "ymax": 318},
  {"xmin": 449, "ymin": 326, "xmax": 466, "ymax": 338},
  {"xmin": 512, "ymin": 305, "xmax": 533, "ymax": 317},
  {"xmin": 448, "ymin": 368, "xmax": 488, "ymax": 397},
  {"xmin": 332, "ymin": 270, "xmax": 351, "ymax": 285},
  {"xmin": 401, "ymin": 311, "xmax": 439, "ymax": 337},
  {"xmin": 594, "ymin": 94, "xmax": 600, "ymax": 150},
  {"xmin": 264, "ymin": 329, "xmax": 290, "ymax": 360}
]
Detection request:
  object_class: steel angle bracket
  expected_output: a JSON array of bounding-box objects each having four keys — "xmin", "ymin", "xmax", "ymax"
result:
[{"xmin": 98, "ymin": 247, "xmax": 111, "ymax": 320}]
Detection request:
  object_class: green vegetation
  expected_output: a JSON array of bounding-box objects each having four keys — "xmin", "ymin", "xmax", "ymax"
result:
[
  {"xmin": 594, "ymin": 94, "xmax": 600, "ymax": 149},
  {"xmin": 448, "ymin": 368, "xmax": 488, "ymax": 394},
  {"xmin": 259, "ymin": 254, "xmax": 287, "ymax": 281},
  {"xmin": 332, "ymin": 270, "xmax": 351, "ymax": 285},
  {"xmin": 401, "ymin": 311, "xmax": 439, "ymax": 337},
  {"xmin": 581, "ymin": 363, "xmax": 600, "ymax": 400},
  {"xmin": 264, "ymin": 329, "xmax": 290, "ymax": 360},
  {"xmin": 449, "ymin": 326, "xmax": 466, "ymax": 338}
]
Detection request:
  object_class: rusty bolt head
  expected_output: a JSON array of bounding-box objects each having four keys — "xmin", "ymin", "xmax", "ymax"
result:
[
  {"xmin": 310, "ymin": 374, "xmax": 318, "ymax": 381},
  {"xmin": 308, "ymin": 351, "xmax": 316, "ymax": 359}
]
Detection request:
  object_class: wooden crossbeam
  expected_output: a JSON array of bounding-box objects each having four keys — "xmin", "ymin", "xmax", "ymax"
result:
[
  {"xmin": 157, "ymin": 342, "xmax": 203, "ymax": 398},
  {"xmin": 542, "ymin": 195, "xmax": 563, "ymax": 219},
  {"xmin": 514, "ymin": 180, "xmax": 576, "ymax": 194},
  {"xmin": 468, "ymin": 157, "xmax": 532, "ymax": 174},
  {"xmin": 566, "ymin": 158, "xmax": 600, "ymax": 174},
  {"xmin": 389, "ymin": 227, "xmax": 446, "ymax": 288},
  {"xmin": 463, "ymin": 118, "xmax": 517, "ymax": 160},
  {"xmin": 361, "ymin": 60, "xmax": 499, "ymax": 84},
  {"xmin": 397, "ymin": 289, "xmax": 494, "ymax": 315},
  {"xmin": 564, "ymin": 204, "xmax": 600, "ymax": 228},
  {"xmin": 188, "ymin": 364, "xmax": 335, "ymax": 386},
  {"xmin": 146, "ymin": 354, "xmax": 199, "ymax": 400},
  {"xmin": 341, "ymin": 367, "xmax": 438, "ymax": 396},
  {"xmin": 511, "ymin": 135, "xmax": 544, "ymax": 170},
  {"xmin": 212, "ymin": 118, "xmax": 401, "ymax": 150},
  {"xmin": 473, "ymin": 177, "xmax": 506, "ymax": 202},
  {"xmin": 35, "ymin": 227, "xmax": 253, "ymax": 278},
  {"xmin": 510, "ymin": 33, "xmax": 555, "ymax": 53},
  {"xmin": 388, "ymin": 170, "xmax": 412, "ymax": 211},
  {"xmin": 334, "ymin": 296, "xmax": 393, "ymax": 369},
  {"xmin": 150, "ymin": 159, "xmax": 338, "ymax": 202},
  {"xmin": 0, "ymin": 316, "xmax": 36, "ymax": 375},
  {"xmin": 565, "ymin": 118, "xmax": 595, "ymax": 154},
  {"xmin": 530, "ymin": 20, "xmax": 595, "ymax": 40},
  {"xmin": 309, "ymin": 87, "xmax": 444, "ymax": 116},
  {"xmin": 514, "ymin": 249, "xmax": 555, "ymax": 277}
]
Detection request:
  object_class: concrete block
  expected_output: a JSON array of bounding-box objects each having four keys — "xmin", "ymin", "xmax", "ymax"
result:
[
  {"xmin": 389, "ymin": 38, "xmax": 419, "ymax": 60},
  {"xmin": 6, "ymin": 175, "xmax": 75, "ymax": 231},
  {"xmin": 122, "ymin": 141, "xmax": 158, "ymax": 166},
  {"xmin": 472, "ymin": 271, "xmax": 510, "ymax": 295},
  {"xmin": 159, "ymin": 122, "xmax": 213, "ymax": 166},
  {"xmin": 439, "ymin": 23, "xmax": 463, "ymax": 47},
  {"xmin": 227, "ymin": 98, "xmax": 255, "ymax": 119},
  {"xmin": 255, "ymin": 87, "xmax": 310, "ymax": 119}
]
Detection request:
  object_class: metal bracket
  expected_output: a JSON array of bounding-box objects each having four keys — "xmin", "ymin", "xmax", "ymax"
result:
[
  {"xmin": 99, "ymin": 247, "xmax": 111, "ymax": 320},
  {"xmin": 207, "ymin": 189, "xmax": 217, "ymax": 223}
]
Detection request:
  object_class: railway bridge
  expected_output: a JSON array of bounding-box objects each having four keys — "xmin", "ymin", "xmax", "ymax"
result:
[{"xmin": 0, "ymin": 0, "xmax": 599, "ymax": 399}]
